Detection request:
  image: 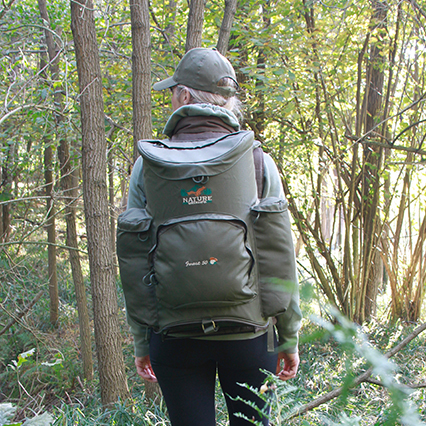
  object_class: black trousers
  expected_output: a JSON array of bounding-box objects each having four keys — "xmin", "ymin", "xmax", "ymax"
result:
[{"xmin": 150, "ymin": 332, "xmax": 278, "ymax": 426}]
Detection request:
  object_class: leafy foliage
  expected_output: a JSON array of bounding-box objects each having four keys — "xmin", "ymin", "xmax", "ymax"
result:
[{"xmin": 1, "ymin": 0, "xmax": 425, "ymax": 423}]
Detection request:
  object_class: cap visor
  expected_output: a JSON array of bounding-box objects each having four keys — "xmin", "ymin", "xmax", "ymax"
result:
[{"xmin": 153, "ymin": 76, "xmax": 177, "ymax": 91}]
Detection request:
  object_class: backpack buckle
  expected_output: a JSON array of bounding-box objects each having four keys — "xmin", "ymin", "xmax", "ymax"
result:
[{"xmin": 201, "ymin": 319, "xmax": 218, "ymax": 334}]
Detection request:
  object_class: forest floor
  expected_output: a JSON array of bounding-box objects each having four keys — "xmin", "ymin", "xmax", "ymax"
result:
[{"xmin": 1, "ymin": 308, "xmax": 425, "ymax": 425}]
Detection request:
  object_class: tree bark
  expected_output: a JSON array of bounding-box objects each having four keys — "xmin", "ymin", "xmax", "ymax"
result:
[
  {"xmin": 107, "ymin": 140, "xmax": 116, "ymax": 260},
  {"xmin": 38, "ymin": 30, "xmax": 59, "ymax": 328},
  {"xmin": 185, "ymin": 0, "xmax": 205, "ymax": 52},
  {"xmin": 1, "ymin": 134, "xmax": 14, "ymax": 244},
  {"xmin": 38, "ymin": 0, "xmax": 94, "ymax": 381},
  {"xmin": 360, "ymin": 0, "xmax": 388, "ymax": 322},
  {"xmin": 43, "ymin": 135, "xmax": 59, "ymax": 326},
  {"xmin": 130, "ymin": 0, "xmax": 152, "ymax": 162},
  {"xmin": 70, "ymin": 0, "xmax": 129, "ymax": 404},
  {"xmin": 250, "ymin": 2, "xmax": 270, "ymax": 140},
  {"xmin": 130, "ymin": 0, "xmax": 161, "ymax": 402},
  {"xmin": 216, "ymin": 0, "xmax": 237, "ymax": 55},
  {"xmin": 58, "ymin": 137, "xmax": 94, "ymax": 382}
]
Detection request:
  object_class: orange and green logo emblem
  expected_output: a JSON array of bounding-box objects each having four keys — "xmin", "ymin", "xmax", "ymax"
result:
[{"xmin": 181, "ymin": 185, "xmax": 212, "ymax": 205}]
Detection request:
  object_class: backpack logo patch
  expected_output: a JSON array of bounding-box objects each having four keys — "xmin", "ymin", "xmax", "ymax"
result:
[
  {"xmin": 185, "ymin": 257, "xmax": 218, "ymax": 267},
  {"xmin": 181, "ymin": 185, "xmax": 212, "ymax": 205}
]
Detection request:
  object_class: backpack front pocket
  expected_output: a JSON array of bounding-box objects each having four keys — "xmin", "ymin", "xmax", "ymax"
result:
[{"xmin": 152, "ymin": 214, "xmax": 256, "ymax": 310}]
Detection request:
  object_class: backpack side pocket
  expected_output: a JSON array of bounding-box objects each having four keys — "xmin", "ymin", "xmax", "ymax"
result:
[
  {"xmin": 251, "ymin": 197, "xmax": 298, "ymax": 318},
  {"xmin": 117, "ymin": 208, "xmax": 157, "ymax": 328}
]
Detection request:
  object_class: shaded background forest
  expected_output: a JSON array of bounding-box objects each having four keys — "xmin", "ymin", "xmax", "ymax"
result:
[{"xmin": 0, "ymin": 0, "xmax": 425, "ymax": 424}]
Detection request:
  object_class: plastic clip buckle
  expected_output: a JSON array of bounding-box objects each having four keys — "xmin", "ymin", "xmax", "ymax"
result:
[{"xmin": 202, "ymin": 320, "xmax": 218, "ymax": 334}]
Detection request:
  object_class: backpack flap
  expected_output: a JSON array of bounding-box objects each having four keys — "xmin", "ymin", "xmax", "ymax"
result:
[
  {"xmin": 137, "ymin": 131, "xmax": 255, "ymax": 180},
  {"xmin": 139, "ymin": 131, "xmax": 259, "ymax": 224}
]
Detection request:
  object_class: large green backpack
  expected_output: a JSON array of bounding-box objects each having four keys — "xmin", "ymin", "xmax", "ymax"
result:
[{"xmin": 117, "ymin": 130, "xmax": 297, "ymax": 338}]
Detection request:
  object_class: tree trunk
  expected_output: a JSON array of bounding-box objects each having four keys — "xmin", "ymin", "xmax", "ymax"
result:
[
  {"xmin": 0, "ymin": 165, "xmax": 3, "ymax": 242},
  {"xmin": 130, "ymin": 0, "xmax": 161, "ymax": 402},
  {"xmin": 1, "ymin": 135, "xmax": 14, "ymax": 244},
  {"xmin": 130, "ymin": 0, "xmax": 152, "ymax": 161},
  {"xmin": 360, "ymin": 0, "xmax": 387, "ymax": 322},
  {"xmin": 58, "ymin": 138, "xmax": 94, "ymax": 381},
  {"xmin": 165, "ymin": 0, "xmax": 177, "ymax": 44},
  {"xmin": 250, "ymin": 2, "xmax": 270, "ymax": 140},
  {"xmin": 39, "ymin": 31, "xmax": 59, "ymax": 329},
  {"xmin": 38, "ymin": 0, "xmax": 94, "ymax": 381},
  {"xmin": 185, "ymin": 0, "xmax": 205, "ymax": 52},
  {"xmin": 70, "ymin": 0, "xmax": 129, "ymax": 404},
  {"xmin": 108, "ymin": 140, "xmax": 116, "ymax": 260},
  {"xmin": 43, "ymin": 137, "xmax": 59, "ymax": 326},
  {"xmin": 216, "ymin": 0, "xmax": 237, "ymax": 55}
]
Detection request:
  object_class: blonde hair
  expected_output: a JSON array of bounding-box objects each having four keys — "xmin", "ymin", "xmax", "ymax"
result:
[{"xmin": 175, "ymin": 77, "xmax": 243, "ymax": 123}]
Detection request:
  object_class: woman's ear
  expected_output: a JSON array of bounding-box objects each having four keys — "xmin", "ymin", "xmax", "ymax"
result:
[{"xmin": 180, "ymin": 88, "xmax": 191, "ymax": 105}]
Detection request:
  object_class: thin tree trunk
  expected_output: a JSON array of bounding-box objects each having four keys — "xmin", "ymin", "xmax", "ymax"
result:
[
  {"xmin": 71, "ymin": 0, "xmax": 129, "ymax": 404},
  {"xmin": 130, "ymin": 0, "xmax": 161, "ymax": 402},
  {"xmin": 38, "ymin": 0, "xmax": 93, "ymax": 381},
  {"xmin": 360, "ymin": 0, "xmax": 388, "ymax": 322},
  {"xmin": 185, "ymin": 0, "xmax": 205, "ymax": 52},
  {"xmin": 0, "ymin": 166, "xmax": 3, "ymax": 242},
  {"xmin": 165, "ymin": 0, "xmax": 177, "ymax": 44},
  {"xmin": 108, "ymin": 141, "xmax": 116, "ymax": 258},
  {"xmin": 1, "ymin": 137, "xmax": 14, "ymax": 243},
  {"xmin": 216, "ymin": 0, "xmax": 237, "ymax": 55},
  {"xmin": 130, "ymin": 0, "xmax": 152, "ymax": 161},
  {"xmin": 44, "ymin": 137, "xmax": 59, "ymax": 326},
  {"xmin": 39, "ymin": 51, "xmax": 59, "ymax": 326},
  {"xmin": 58, "ymin": 139, "xmax": 94, "ymax": 381},
  {"xmin": 250, "ymin": 2, "xmax": 270, "ymax": 140}
]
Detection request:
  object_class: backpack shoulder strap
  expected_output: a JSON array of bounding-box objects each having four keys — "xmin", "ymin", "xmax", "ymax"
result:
[{"xmin": 253, "ymin": 146, "xmax": 264, "ymax": 198}]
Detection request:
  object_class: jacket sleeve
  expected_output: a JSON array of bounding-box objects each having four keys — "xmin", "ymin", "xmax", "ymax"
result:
[
  {"xmin": 126, "ymin": 314, "xmax": 151, "ymax": 357},
  {"xmin": 127, "ymin": 156, "xmax": 146, "ymax": 209},
  {"xmin": 124, "ymin": 156, "xmax": 150, "ymax": 357},
  {"xmin": 263, "ymin": 153, "xmax": 302, "ymax": 354}
]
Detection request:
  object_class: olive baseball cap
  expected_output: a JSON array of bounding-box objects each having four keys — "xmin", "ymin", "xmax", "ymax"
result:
[{"xmin": 153, "ymin": 48, "xmax": 239, "ymax": 97}]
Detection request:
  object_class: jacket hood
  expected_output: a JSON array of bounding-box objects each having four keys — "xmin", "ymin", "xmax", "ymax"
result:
[{"xmin": 163, "ymin": 104, "xmax": 240, "ymax": 137}]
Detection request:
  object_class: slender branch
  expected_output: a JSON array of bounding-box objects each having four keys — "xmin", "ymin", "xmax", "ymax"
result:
[
  {"xmin": 408, "ymin": 0, "xmax": 426, "ymax": 20},
  {"xmin": 366, "ymin": 378, "xmax": 426, "ymax": 389},
  {"xmin": 0, "ymin": 0, "xmax": 16, "ymax": 20},
  {"xmin": 0, "ymin": 291, "xmax": 43, "ymax": 336},
  {"xmin": 0, "ymin": 240, "xmax": 87, "ymax": 253},
  {"xmin": 350, "ymin": 91, "xmax": 426, "ymax": 145},
  {"xmin": 149, "ymin": 8, "xmax": 171, "ymax": 46},
  {"xmin": 287, "ymin": 322, "xmax": 426, "ymax": 419},
  {"xmin": 347, "ymin": 136, "xmax": 426, "ymax": 157},
  {"xmin": 0, "ymin": 104, "xmax": 70, "ymax": 127}
]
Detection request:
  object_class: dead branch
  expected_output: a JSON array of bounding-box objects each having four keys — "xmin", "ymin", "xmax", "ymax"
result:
[
  {"xmin": 366, "ymin": 378, "xmax": 426, "ymax": 389},
  {"xmin": 0, "ymin": 290, "xmax": 43, "ymax": 336},
  {"xmin": 287, "ymin": 321, "xmax": 426, "ymax": 419}
]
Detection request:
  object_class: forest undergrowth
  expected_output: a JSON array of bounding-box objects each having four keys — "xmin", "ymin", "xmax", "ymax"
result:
[{"xmin": 0, "ymin": 250, "xmax": 425, "ymax": 426}]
